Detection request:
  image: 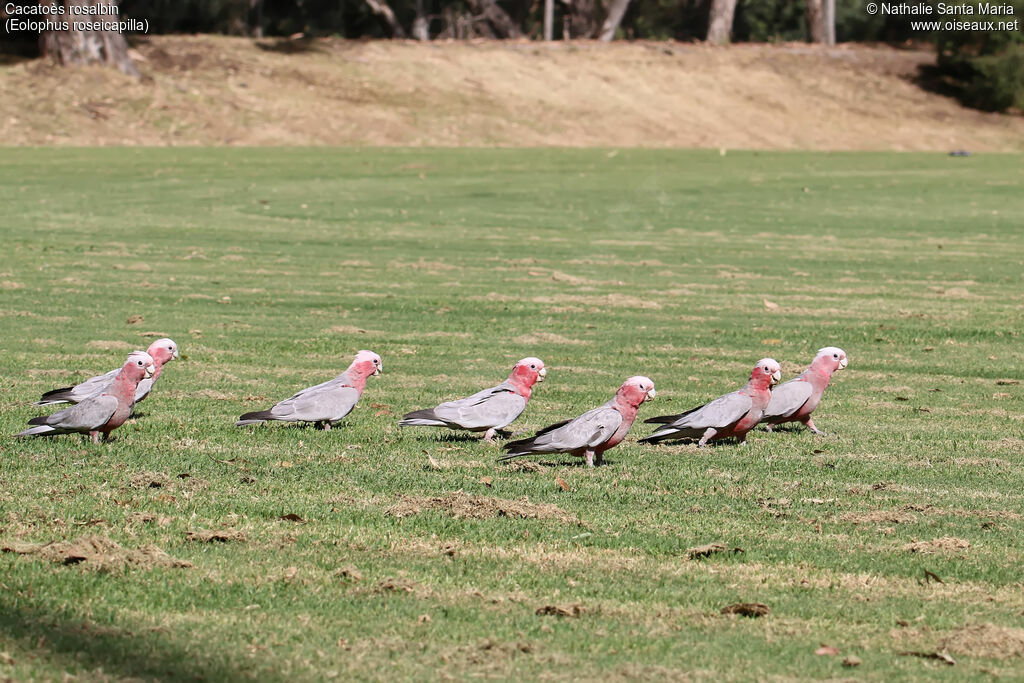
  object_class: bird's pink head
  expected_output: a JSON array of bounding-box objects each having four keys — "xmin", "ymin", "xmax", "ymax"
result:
[
  {"xmin": 348, "ymin": 350, "xmax": 383, "ymax": 380},
  {"xmin": 811, "ymin": 346, "xmax": 848, "ymax": 375},
  {"xmin": 509, "ymin": 357, "xmax": 546, "ymax": 394},
  {"xmin": 146, "ymin": 338, "xmax": 179, "ymax": 367},
  {"xmin": 121, "ymin": 351, "xmax": 156, "ymax": 383},
  {"xmin": 749, "ymin": 358, "xmax": 782, "ymax": 390},
  {"xmin": 617, "ymin": 376, "xmax": 657, "ymax": 408}
]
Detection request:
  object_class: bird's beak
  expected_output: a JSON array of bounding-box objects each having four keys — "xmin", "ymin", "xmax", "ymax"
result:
[
  {"xmin": 839, "ymin": 357, "xmax": 848, "ymax": 370},
  {"xmin": 374, "ymin": 364, "xmax": 382, "ymax": 376},
  {"xmin": 771, "ymin": 370, "xmax": 781, "ymax": 385},
  {"xmin": 145, "ymin": 364, "xmax": 155, "ymax": 379},
  {"xmin": 538, "ymin": 367, "xmax": 547, "ymax": 382},
  {"xmin": 646, "ymin": 388, "xmax": 656, "ymax": 401},
  {"xmin": 173, "ymin": 349, "xmax": 180, "ymax": 360}
]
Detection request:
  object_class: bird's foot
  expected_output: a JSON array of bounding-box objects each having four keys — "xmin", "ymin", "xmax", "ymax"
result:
[
  {"xmin": 483, "ymin": 428, "xmax": 496, "ymax": 443},
  {"xmin": 90, "ymin": 431, "xmax": 100, "ymax": 444},
  {"xmin": 585, "ymin": 450, "xmax": 595, "ymax": 468},
  {"xmin": 805, "ymin": 420, "xmax": 825, "ymax": 436},
  {"xmin": 697, "ymin": 427, "xmax": 718, "ymax": 448}
]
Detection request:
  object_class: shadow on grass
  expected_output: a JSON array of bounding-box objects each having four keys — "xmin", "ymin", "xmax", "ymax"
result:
[{"xmin": 0, "ymin": 595, "xmax": 254, "ymax": 681}]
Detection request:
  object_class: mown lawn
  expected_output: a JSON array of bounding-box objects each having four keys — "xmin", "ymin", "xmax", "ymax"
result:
[{"xmin": 0, "ymin": 148, "xmax": 1021, "ymax": 681}]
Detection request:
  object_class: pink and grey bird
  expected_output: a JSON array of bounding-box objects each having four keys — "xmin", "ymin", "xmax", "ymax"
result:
[
  {"xmin": 399, "ymin": 357, "xmax": 546, "ymax": 442},
  {"xmin": 641, "ymin": 358, "xmax": 781, "ymax": 447},
  {"xmin": 501, "ymin": 376, "xmax": 656, "ymax": 467},
  {"xmin": 17, "ymin": 352, "xmax": 155, "ymax": 443},
  {"xmin": 36, "ymin": 338, "xmax": 180, "ymax": 406},
  {"xmin": 235, "ymin": 350, "xmax": 382, "ymax": 430},
  {"xmin": 761, "ymin": 347, "xmax": 847, "ymax": 435}
]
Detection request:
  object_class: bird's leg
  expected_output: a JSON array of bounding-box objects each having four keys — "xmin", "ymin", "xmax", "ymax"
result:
[
  {"xmin": 804, "ymin": 419, "xmax": 825, "ymax": 436},
  {"xmin": 697, "ymin": 428, "xmax": 718, "ymax": 448},
  {"xmin": 483, "ymin": 428, "xmax": 497, "ymax": 443},
  {"xmin": 595, "ymin": 451, "xmax": 604, "ymax": 467},
  {"xmin": 585, "ymin": 450, "xmax": 595, "ymax": 468},
  {"xmin": 323, "ymin": 421, "xmax": 332, "ymax": 431},
  {"xmin": 90, "ymin": 431, "xmax": 101, "ymax": 444},
  {"xmin": 764, "ymin": 424, "xmax": 774, "ymax": 432}
]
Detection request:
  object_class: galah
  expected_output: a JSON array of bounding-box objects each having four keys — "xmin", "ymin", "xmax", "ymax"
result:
[
  {"xmin": 761, "ymin": 347, "xmax": 848, "ymax": 435},
  {"xmin": 37, "ymin": 338, "xmax": 180, "ymax": 405},
  {"xmin": 17, "ymin": 353, "xmax": 155, "ymax": 443},
  {"xmin": 641, "ymin": 358, "xmax": 781, "ymax": 447},
  {"xmin": 500, "ymin": 376, "xmax": 656, "ymax": 467},
  {"xmin": 236, "ymin": 350, "xmax": 382, "ymax": 430},
  {"xmin": 399, "ymin": 357, "xmax": 546, "ymax": 442}
]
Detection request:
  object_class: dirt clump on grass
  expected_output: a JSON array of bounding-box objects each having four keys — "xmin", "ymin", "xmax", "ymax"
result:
[
  {"xmin": 687, "ymin": 542, "xmax": 744, "ymax": 560},
  {"xmin": 536, "ymin": 604, "xmax": 584, "ymax": 617},
  {"xmin": 720, "ymin": 602, "xmax": 771, "ymax": 618},
  {"xmin": 185, "ymin": 528, "xmax": 246, "ymax": 543},
  {"xmin": 941, "ymin": 624, "xmax": 1024, "ymax": 659},
  {"xmin": 839, "ymin": 510, "xmax": 916, "ymax": 525},
  {"xmin": 903, "ymin": 537, "xmax": 971, "ymax": 554},
  {"xmin": 1, "ymin": 535, "xmax": 192, "ymax": 571},
  {"xmin": 130, "ymin": 471, "xmax": 173, "ymax": 489},
  {"xmin": 386, "ymin": 491, "xmax": 578, "ymax": 524}
]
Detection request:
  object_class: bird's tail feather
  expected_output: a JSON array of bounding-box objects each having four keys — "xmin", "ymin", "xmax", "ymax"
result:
[
  {"xmin": 398, "ymin": 409, "xmax": 444, "ymax": 427},
  {"xmin": 16, "ymin": 425, "xmax": 55, "ymax": 438},
  {"xmin": 36, "ymin": 386, "xmax": 75, "ymax": 405},
  {"xmin": 236, "ymin": 409, "xmax": 274, "ymax": 426}
]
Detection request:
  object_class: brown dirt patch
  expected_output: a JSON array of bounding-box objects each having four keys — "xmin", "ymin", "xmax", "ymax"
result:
[
  {"xmin": 720, "ymin": 602, "xmax": 770, "ymax": 618},
  {"xmin": 536, "ymin": 604, "xmax": 584, "ymax": 617},
  {"xmin": 903, "ymin": 537, "xmax": 971, "ymax": 554},
  {"xmin": 941, "ymin": 624, "xmax": 1024, "ymax": 660},
  {"xmin": 687, "ymin": 542, "xmax": 744, "ymax": 560},
  {"xmin": 839, "ymin": 510, "xmax": 916, "ymax": 524},
  {"xmin": 86, "ymin": 340, "xmax": 132, "ymax": 351},
  {"xmin": 185, "ymin": 528, "xmax": 246, "ymax": 543},
  {"xmin": 511, "ymin": 332, "xmax": 590, "ymax": 346},
  {"xmin": 385, "ymin": 491, "xmax": 577, "ymax": 524},
  {"xmin": 2, "ymin": 535, "xmax": 192, "ymax": 571},
  {"xmin": 5, "ymin": 39, "xmax": 1021, "ymax": 149},
  {"xmin": 130, "ymin": 471, "xmax": 172, "ymax": 489}
]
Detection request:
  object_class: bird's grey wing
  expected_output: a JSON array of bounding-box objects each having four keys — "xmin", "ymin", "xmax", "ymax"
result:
[
  {"xmin": 762, "ymin": 380, "xmax": 814, "ymax": 420},
  {"xmin": 134, "ymin": 377, "xmax": 155, "ymax": 402},
  {"xmin": 533, "ymin": 405, "xmax": 623, "ymax": 452},
  {"xmin": 271, "ymin": 384, "xmax": 359, "ymax": 422},
  {"xmin": 53, "ymin": 395, "xmax": 119, "ymax": 430},
  {"xmin": 674, "ymin": 391, "xmax": 753, "ymax": 429},
  {"xmin": 434, "ymin": 386, "xmax": 526, "ymax": 430},
  {"xmin": 76, "ymin": 368, "xmax": 119, "ymax": 399}
]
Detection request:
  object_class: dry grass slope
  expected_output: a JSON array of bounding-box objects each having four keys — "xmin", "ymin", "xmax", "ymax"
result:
[{"xmin": 1, "ymin": 36, "xmax": 1022, "ymax": 150}]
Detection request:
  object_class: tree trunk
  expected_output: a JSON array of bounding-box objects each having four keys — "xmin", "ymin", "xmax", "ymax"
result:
[
  {"xmin": 543, "ymin": 0, "xmax": 554, "ymax": 40},
  {"xmin": 805, "ymin": 0, "xmax": 825, "ymax": 43},
  {"xmin": 468, "ymin": 0, "xmax": 523, "ymax": 38},
  {"xmin": 706, "ymin": 0, "xmax": 736, "ymax": 45},
  {"xmin": 597, "ymin": 0, "xmax": 630, "ymax": 41},
  {"xmin": 823, "ymin": 0, "xmax": 836, "ymax": 45},
  {"xmin": 39, "ymin": 0, "xmax": 138, "ymax": 77},
  {"xmin": 412, "ymin": 0, "xmax": 430, "ymax": 40},
  {"xmin": 364, "ymin": 0, "xmax": 407, "ymax": 38},
  {"xmin": 249, "ymin": 0, "xmax": 263, "ymax": 39}
]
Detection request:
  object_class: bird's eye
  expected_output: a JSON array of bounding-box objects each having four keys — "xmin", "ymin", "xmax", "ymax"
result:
[
  {"xmin": 639, "ymin": 384, "xmax": 645, "ymax": 390},
  {"xmin": 373, "ymin": 359, "xmax": 379, "ymax": 364},
  {"xmin": 530, "ymin": 364, "xmax": 535, "ymax": 369},
  {"xmin": 833, "ymin": 353, "xmax": 838, "ymax": 358}
]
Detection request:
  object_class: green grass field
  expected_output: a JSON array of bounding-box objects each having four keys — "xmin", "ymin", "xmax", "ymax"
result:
[{"xmin": 0, "ymin": 148, "xmax": 1022, "ymax": 681}]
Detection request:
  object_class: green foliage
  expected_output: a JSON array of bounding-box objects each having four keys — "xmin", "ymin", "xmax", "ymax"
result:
[
  {"xmin": 0, "ymin": 148, "xmax": 1023, "ymax": 679},
  {"xmin": 933, "ymin": 1, "xmax": 1024, "ymax": 112}
]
